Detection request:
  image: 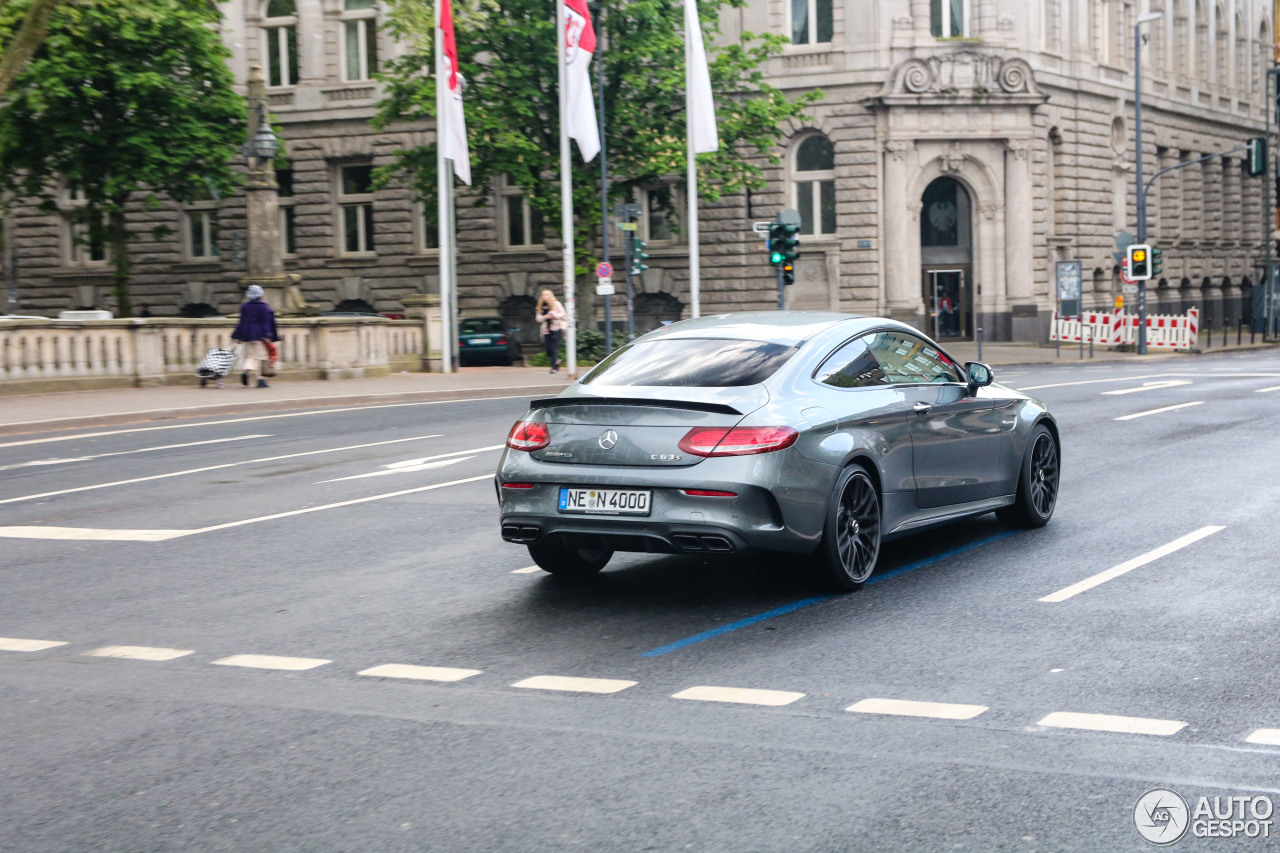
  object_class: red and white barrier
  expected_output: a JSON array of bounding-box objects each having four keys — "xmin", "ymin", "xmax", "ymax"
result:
[{"xmin": 1051, "ymin": 308, "xmax": 1199, "ymax": 350}]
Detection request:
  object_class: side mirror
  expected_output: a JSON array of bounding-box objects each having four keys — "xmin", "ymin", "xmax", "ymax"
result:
[{"xmin": 965, "ymin": 362, "xmax": 993, "ymax": 391}]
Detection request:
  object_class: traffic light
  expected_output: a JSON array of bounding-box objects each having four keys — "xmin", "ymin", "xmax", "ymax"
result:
[
  {"xmin": 630, "ymin": 237, "xmax": 649, "ymax": 277},
  {"xmin": 1127, "ymin": 243, "xmax": 1152, "ymax": 281},
  {"xmin": 1246, "ymin": 137, "xmax": 1268, "ymax": 177},
  {"xmin": 768, "ymin": 223, "xmax": 787, "ymax": 263},
  {"xmin": 782, "ymin": 263, "xmax": 795, "ymax": 286},
  {"xmin": 1150, "ymin": 246, "xmax": 1162, "ymax": 277}
]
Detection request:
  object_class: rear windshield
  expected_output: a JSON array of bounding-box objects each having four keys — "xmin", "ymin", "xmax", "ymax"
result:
[
  {"xmin": 581, "ymin": 338, "xmax": 797, "ymax": 387},
  {"xmin": 460, "ymin": 318, "xmax": 504, "ymax": 334}
]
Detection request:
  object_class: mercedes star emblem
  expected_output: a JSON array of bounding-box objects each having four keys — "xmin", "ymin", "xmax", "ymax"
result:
[{"xmin": 598, "ymin": 429, "xmax": 618, "ymax": 450}]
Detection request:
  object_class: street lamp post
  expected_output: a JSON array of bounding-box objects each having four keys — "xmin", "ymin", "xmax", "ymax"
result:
[
  {"xmin": 240, "ymin": 65, "xmax": 298, "ymax": 311},
  {"xmin": 1134, "ymin": 11, "xmax": 1162, "ymax": 355}
]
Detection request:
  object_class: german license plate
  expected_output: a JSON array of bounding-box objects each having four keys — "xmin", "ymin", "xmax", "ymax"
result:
[
  {"xmin": 558, "ymin": 487, "xmax": 651, "ymax": 515},
  {"xmin": 471, "ymin": 338, "xmax": 491, "ymax": 345}
]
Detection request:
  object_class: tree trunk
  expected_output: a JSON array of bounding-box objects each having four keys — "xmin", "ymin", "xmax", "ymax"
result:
[
  {"xmin": 0, "ymin": 0, "xmax": 63, "ymax": 98},
  {"xmin": 108, "ymin": 205, "xmax": 132, "ymax": 318}
]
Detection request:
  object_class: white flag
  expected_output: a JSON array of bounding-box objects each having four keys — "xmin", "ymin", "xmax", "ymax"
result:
[
  {"xmin": 439, "ymin": 0, "xmax": 471, "ymax": 184},
  {"xmin": 684, "ymin": 0, "xmax": 718, "ymax": 154},
  {"xmin": 563, "ymin": 0, "xmax": 600, "ymax": 162}
]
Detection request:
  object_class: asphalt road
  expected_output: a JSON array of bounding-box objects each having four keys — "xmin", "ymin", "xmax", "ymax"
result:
[{"xmin": 2, "ymin": 350, "xmax": 1279, "ymax": 852}]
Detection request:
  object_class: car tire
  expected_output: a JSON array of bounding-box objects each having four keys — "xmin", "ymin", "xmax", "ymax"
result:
[
  {"xmin": 996, "ymin": 424, "xmax": 1059, "ymax": 528},
  {"xmin": 527, "ymin": 538, "xmax": 612, "ymax": 576},
  {"xmin": 817, "ymin": 464, "xmax": 882, "ymax": 592},
  {"xmin": 500, "ymin": 353, "xmax": 513, "ymax": 366}
]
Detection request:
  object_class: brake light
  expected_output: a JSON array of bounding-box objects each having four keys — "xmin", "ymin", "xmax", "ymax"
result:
[
  {"xmin": 506, "ymin": 421, "xmax": 550, "ymax": 451},
  {"xmin": 677, "ymin": 426, "xmax": 798, "ymax": 457},
  {"xmin": 501, "ymin": 482, "xmax": 535, "ymax": 489},
  {"xmin": 497, "ymin": 338, "xmax": 509, "ymax": 345},
  {"xmin": 682, "ymin": 489, "xmax": 738, "ymax": 497}
]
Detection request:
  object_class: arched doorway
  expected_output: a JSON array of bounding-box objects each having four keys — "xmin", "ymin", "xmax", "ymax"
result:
[{"xmin": 920, "ymin": 177, "xmax": 973, "ymax": 340}]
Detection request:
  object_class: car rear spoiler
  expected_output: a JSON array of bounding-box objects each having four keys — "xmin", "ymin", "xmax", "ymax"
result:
[{"xmin": 529, "ymin": 396, "xmax": 743, "ymax": 416}]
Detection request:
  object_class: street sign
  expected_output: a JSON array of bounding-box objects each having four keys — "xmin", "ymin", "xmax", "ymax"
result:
[
  {"xmin": 779, "ymin": 208, "xmax": 801, "ymax": 227},
  {"xmin": 1112, "ymin": 232, "xmax": 1135, "ymax": 267},
  {"xmin": 595, "ymin": 262, "xmax": 613, "ymax": 278},
  {"xmin": 617, "ymin": 222, "xmax": 637, "ymax": 231},
  {"xmin": 1120, "ymin": 256, "xmax": 1135, "ymax": 285},
  {"xmin": 1122, "ymin": 283, "xmax": 1138, "ymax": 295},
  {"xmin": 595, "ymin": 279, "xmax": 615, "ymax": 296},
  {"xmin": 752, "ymin": 221, "xmax": 772, "ymax": 233},
  {"xmin": 1056, "ymin": 260, "xmax": 1082, "ymax": 317}
]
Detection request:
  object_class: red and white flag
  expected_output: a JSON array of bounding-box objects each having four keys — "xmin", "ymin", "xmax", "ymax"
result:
[
  {"xmin": 562, "ymin": 0, "xmax": 600, "ymax": 162},
  {"xmin": 438, "ymin": 0, "xmax": 471, "ymax": 184}
]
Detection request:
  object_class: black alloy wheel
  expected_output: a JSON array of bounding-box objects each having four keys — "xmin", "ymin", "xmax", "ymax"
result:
[
  {"xmin": 997, "ymin": 424, "xmax": 1059, "ymax": 528},
  {"xmin": 819, "ymin": 464, "xmax": 882, "ymax": 591}
]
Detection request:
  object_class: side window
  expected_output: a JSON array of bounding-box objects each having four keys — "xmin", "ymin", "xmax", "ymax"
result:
[
  {"xmin": 815, "ymin": 336, "xmax": 888, "ymax": 388},
  {"xmin": 866, "ymin": 331, "xmax": 963, "ymax": 384}
]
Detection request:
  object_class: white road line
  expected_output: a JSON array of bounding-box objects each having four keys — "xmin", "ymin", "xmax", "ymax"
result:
[
  {"xmin": 358, "ymin": 664, "xmax": 482, "ymax": 682},
  {"xmin": 1015, "ymin": 374, "xmax": 1171, "ymax": 391},
  {"xmin": 845, "ymin": 697, "xmax": 988, "ymax": 720},
  {"xmin": 0, "ymin": 393, "xmax": 535, "ymax": 448},
  {"xmin": 671, "ymin": 686, "xmax": 805, "ymax": 707},
  {"xmin": 0, "ymin": 637, "xmax": 67, "ymax": 652},
  {"xmin": 1245, "ymin": 729, "xmax": 1280, "ymax": 746},
  {"xmin": 212, "ymin": 654, "xmax": 330, "ymax": 671},
  {"xmin": 318, "ymin": 447, "xmax": 499, "ymax": 482},
  {"xmin": 1039, "ymin": 525, "xmax": 1225, "ymax": 603},
  {"xmin": 0, "ymin": 435, "xmax": 271, "ymax": 471},
  {"xmin": 0, "ymin": 434, "xmax": 443, "ymax": 505},
  {"xmin": 1257, "ymin": 386, "xmax": 1280, "ymax": 393},
  {"xmin": 1100, "ymin": 380, "xmax": 1192, "ymax": 395},
  {"xmin": 512, "ymin": 675, "xmax": 637, "ymax": 694},
  {"xmin": 1114, "ymin": 401, "xmax": 1204, "ymax": 421},
  {"xmin": 1037, "ymin": 711, "xmax": 1186, "ymax": 736},
  {"xmin": 510, "ymin": 565, "xmax": 542, "ymax": 574},
  {"xmin": 0, "ymin": 474, "xmax": 494, "ymax": 541},
  {"xmin": 84, "ymin": 645, "xmax": 193, "ymax": 661}
]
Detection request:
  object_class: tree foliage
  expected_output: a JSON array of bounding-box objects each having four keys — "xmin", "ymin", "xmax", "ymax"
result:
[
  {"xmin": 0, "ymin": 0, "xmax": 246, "ymax": 316},
  {"xmin": 375, "ymin": 0, "xmax": 820, "ymax": 308},
  {"xmin": 0, "ymin": 0, "xmax": 64, "ymax": 98}
]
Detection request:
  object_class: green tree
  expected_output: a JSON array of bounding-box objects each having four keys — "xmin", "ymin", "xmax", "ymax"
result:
[
  {"xmin": 0, "ymin": 0, "xmax": 245, "ymax": 317},
  {"xmin": 0, "ymin": 0, "xmax": 64, "ymax": 97},
  {"xmin": 375, "ymin": 0, "xmax": 820, "ymax": 312}
]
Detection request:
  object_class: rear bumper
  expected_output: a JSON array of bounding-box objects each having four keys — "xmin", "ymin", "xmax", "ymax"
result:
[{"xmin": 500, "ymin": 515, "xmax": 751, "ymax": 554}]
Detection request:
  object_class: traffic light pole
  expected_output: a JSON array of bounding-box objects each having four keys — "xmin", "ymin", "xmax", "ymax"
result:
[
  {"xmin": 1135, "ymin": 18, "xmax": 1148, "ymax": 354},
  {"xmin": 776, "ymin": 263, "xmax": 785, "ymax": 310}
]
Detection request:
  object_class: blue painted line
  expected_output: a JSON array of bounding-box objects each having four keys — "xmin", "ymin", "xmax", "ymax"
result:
[{"xmin": 639, "ymin": 529, "xmax": 1020, "ymax": 657}]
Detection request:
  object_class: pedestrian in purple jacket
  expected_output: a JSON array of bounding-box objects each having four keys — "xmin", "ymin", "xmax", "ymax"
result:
[{"xmin": 231, "ymin": 285, "xmax": 280, "ymax": 387}]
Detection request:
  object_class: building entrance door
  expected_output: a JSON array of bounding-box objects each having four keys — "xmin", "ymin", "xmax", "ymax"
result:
[{"xmin": 922, "ymin": 267, "xmax": 972, "ymax": 340}]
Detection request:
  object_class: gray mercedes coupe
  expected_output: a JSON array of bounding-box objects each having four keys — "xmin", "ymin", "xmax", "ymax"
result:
[{"xmin": 496, "ymin": 312, "xmax": 1060, "ymax": 591}]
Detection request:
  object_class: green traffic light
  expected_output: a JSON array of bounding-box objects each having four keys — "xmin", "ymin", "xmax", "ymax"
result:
[{"xmin": 770, "ymin": 251, "xmax": 785, "ymax": 263}]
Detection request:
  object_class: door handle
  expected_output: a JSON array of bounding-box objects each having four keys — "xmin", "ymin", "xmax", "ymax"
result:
[{"xmin": 913, "ymin": 402, "xmax": 932, "ymax": 415}]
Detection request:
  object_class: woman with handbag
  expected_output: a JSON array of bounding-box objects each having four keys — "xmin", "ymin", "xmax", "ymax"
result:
[
  {"xmin": 536, "ymin": 289, "xmax": 567, "ymax": 374},
  {"xmin": 231, "ymin": 284, "xmax": 280, "ymax": 388}
]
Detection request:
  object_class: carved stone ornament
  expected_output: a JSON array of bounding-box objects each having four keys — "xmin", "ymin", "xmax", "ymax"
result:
[
  {"xmin": 884, "ymin": 52, "xmax": 1041, "ymax": 98},
  {"xmin": 907, "ymin": 201, "xmax": 924, "ymax": 222},
  {"xmin": 885, "ymin": 139, "xmax": 915, "ymax": 161},
  {"xmin": 940, "ymin": 142, "xmax": 965, "ymax": 174},
  {"xmin": 1006, "ymin": 139, "xmax": 1031, "ymax": 159},
  {"xmin": 892, "ymin": 16, "xmax": 914, "ymax": 30},
  {"xmin": 980, "ymin": 201, "xmax": 1002, "ymax": 221}
]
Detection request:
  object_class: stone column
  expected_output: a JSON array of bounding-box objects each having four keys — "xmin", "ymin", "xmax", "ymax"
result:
[
  {"xmin": 240, "ymin": 65, "xmax": 298, "ymax": 313},
  {"xmin": 884, "ymin": 140, "xmax": 917, "ymax": 322},
  {"xmin": 1004, "ymin": 139, "xmax": 1034, "ymax": 302}
]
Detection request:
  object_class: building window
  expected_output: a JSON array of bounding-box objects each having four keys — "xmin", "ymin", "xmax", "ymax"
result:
[
  {"xmin": 277, "ymin": 166, "xmax": 297, "ymax": 256},
  {"xmin": 930, "ymin": 0, "xmax": 968, "ymax": 38},
  {"xmin": 1194, "ymin": 0, "xmax": 1209, "ymax": 82},
  {"xmin": 1235, "ymin": 13, "xmax": 1248, "ymax": 93},
  {"xmin": 338, "ymin": 163, "xmax": 375, "ymax": 254},
  {"xmin": 342, "ymin": 0, "xmax": 378, "ymax": 82},
  {"xmin": 419, "ymin": 204, "xmax": 439, "ymax": 252},
  {"xmin": 793, "ymin": 134, "xmax": 835, "ymax": 236},
  {"xmin": 790, "ymin": 0, "xmax": 832, "ymax": 45},
  {"xmin": 1214, "ymin": 3, "xmax": 1228, "ymax": 87},
  {"xmin": 62, "ymin": 187, "xmax": 107, "ymax": 266},
  {"xmin": 642, "ymin": 187, "xmax": 679, "ymax": 243},
  {"xmin": 263, "ymin": 0, "xmax": 299, "ymax": 87},
  {"xmin": 499, "ymin": 176, "xmax": 544, "ymax": 248},
  {"xmin": 187, "ymin": 208, "xmax": 220, "ymax": 259}
]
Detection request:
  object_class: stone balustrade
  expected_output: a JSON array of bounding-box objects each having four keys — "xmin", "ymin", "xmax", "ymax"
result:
[{"xmin": 0, "ymin": 316, "xmax": 425, "ymax": 393}]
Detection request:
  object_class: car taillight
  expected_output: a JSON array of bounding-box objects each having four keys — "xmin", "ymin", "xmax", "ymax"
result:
[
  {"xmin": 501, "ymin": 482, "xmax": 535, "ymax": 489},
  {"xmin": 682, "ymin": 489, "xmax": 738, "ymax": 497},
  {"xmin": 497, "ymin": 338, "xmax": 508, "ymax": 345},
  {"xmin": 506, "ymin": 420, "xmax": 550, "ymax": 451},
  {"xmin": 677, "ymin": 426, "xmax": 798, "ymax": 457}
]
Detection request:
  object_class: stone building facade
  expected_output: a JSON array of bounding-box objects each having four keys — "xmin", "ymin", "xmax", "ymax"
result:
[{"xmin": 2, "ymin": 0, "xmax": 1273, "ymax": 343}]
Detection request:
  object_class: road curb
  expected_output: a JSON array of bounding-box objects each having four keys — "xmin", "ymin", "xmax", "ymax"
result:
[{"xmin": 0, "ymin": 384, "xmax": 567, "ymax": 438}]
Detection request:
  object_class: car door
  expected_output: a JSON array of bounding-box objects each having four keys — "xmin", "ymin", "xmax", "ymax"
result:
[{"xmin": 865, "ymin": 330, "xmax": 1006, "ymax": 509}]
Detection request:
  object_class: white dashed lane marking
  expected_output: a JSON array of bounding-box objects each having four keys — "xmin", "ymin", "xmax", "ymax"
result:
[
  {"xmin": 358, "ymin": 664, "xmax": 481, "ymax": 682},
  {"xmin": 512, "ymin": 675, "xmax": 637, "ymax": 694},
  {"xmin": 1039, "ymin": 525, "xmax": 1224, "ymax": 602},
  {"xmin": 0, "ymin": 435, "xmax": 271, "ymax": 471},
  {"xmin": 1245, "ymin": 729, "xmax": 1280, "ymax": 746},
  {"xmin": 1100, "ymin": 380, "xmax": 1192, "ymax": 395},
  {"xmin": 0, "ymin": 637, "xmax": 67, "ymax": 652},
  {"xmin": 1257, "ymin": 386, "xmax": 1280, "ymax": 393},
  {"xmin": 510, "ymin": 566, "xmax": 542, "ymax": 574},
  {"xmin": 672, "ymin": 686, "xmax": 805, "ymax": 707},
  {"xmin": 84, "ymin": 645, "xmax": 193, "ymax": 661},
  {"xmin": 1114, "ymin": 401, "xmax": 1205, "ymax": 421},
  {"xmin": 846, "ymin": 697, "xmax": 988, "ymax": 720},
  {"xmin": 1037, "ymin": 711, "xmax": 1187, "ymax": 736},
  {"xmin": 212, "ymin": 654, "xmax": 331, "ymax": 671}
]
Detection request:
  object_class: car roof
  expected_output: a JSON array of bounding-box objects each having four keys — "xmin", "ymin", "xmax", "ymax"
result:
[{"xmin": 639, "ymin": 311, "xmax": 874, "ymax": 347}]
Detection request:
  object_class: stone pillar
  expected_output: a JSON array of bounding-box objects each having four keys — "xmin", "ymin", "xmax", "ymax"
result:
[
  {"xmin": 240, "ymin": 65, "xmax": 295, "ymax": 312},
  {"xmin": 1004, "ymin": 139, "xmax": 1033, "ymax": 302},
  {"xmin": 132, "ymin": 321, "xmax": 166, "ymax": 387},
  {"xmin": 884, "ymin": 140, "xmax": 917, "ymax": 323},
  {"xmin": 402, "ymin": 293, "xmax": 443, "ymax": 372}
]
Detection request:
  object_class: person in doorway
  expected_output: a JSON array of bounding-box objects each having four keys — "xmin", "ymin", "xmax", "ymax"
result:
[
  {"xmin": 536, "ymin": 289, "xmax": 567, "ymax": 374},
  {"xmin": 938, "ymin": 292, "xmax": 957, "ymax": 337},
  {"xmin": 231, "ymin": 284, "xmax": 279, "ymax": 388}
]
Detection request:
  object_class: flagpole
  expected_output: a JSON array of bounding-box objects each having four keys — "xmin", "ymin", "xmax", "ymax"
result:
[
  {"xmin": 557, "ymin": 0, "xmax": 578, "ymax": 378},
  {"xmin": 684, "ymin": 6, "xmax": 701, "ymax": 319},
  {"xmin": 435, "ymin": 2, "xmax": 454, "ymax": 373}
]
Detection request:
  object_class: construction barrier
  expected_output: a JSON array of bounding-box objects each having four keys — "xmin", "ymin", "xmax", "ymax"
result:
[{"xmin": 1050, "ymin": 308, "xmax": 1199, "ymax": 350}]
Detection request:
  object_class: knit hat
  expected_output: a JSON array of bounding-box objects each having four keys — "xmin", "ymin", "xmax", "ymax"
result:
[{"xmin": 245, "ymin": 285, "xmax": 265, "ymax": 301}]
